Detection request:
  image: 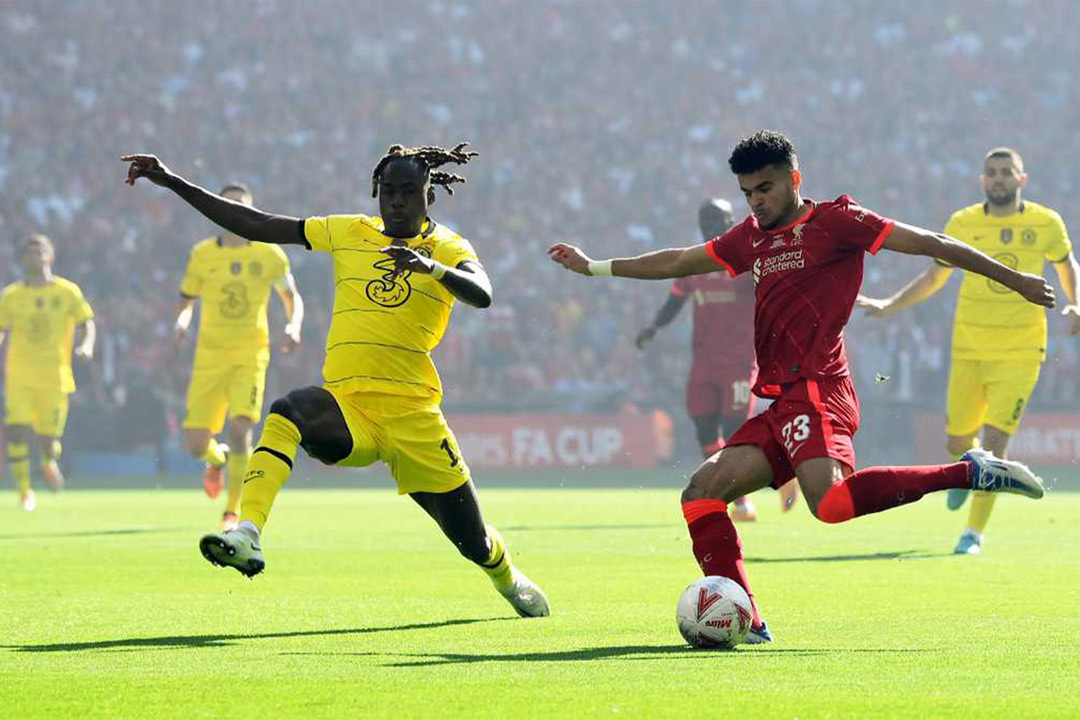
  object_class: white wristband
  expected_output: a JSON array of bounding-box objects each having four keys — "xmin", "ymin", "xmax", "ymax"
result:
[
  {"xmin": 430, "ymin": 263, "xmax": 447, "ymax": 280},
  {"xmin": 587, "ymin": 260, "xmax": 613, "ymax": 277}
]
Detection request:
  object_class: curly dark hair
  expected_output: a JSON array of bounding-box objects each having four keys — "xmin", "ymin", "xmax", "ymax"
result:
[
  {"xmin": 728, "ymin": 131, "xmax": 798, "ymax": 175},
  {"xmin": 371, "ymin": 142, "xmax": 479, "ymax": 198}
]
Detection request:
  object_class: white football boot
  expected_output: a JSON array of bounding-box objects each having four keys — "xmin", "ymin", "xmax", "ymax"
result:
[
  {"xmin": 496, "ymin": 569, "xmax": 551, "ymax": 618},
  {"xmin": 199, "ymin": 522, "xmax": 265, "ymax": 578},
  {"xmin": 962, "ymin": 449, "xmax": 1044, "ymax": 499}
]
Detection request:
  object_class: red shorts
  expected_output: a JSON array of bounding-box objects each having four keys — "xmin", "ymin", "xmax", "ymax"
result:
[
  {"xmin": 686, "ymin": 366, "xmax": 755, "ymax": 421},
  {"xmin": 726, "ymin": 376, "xmax": 860, "ymax": 488}
]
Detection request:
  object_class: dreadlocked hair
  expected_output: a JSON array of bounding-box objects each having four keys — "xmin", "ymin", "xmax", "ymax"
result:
[{"xmin": 370, "ymin": 142, "xmax": 479, "ymax": 198}]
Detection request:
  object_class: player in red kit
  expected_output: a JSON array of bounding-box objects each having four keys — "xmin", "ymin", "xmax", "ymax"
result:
[
  {"xmin": 550, "ymin": 131, "xmax": 1052, "ymax": 642},
  {"xmin": 636, "ymin": 198, "xmax": 798, "ymax": 521}
]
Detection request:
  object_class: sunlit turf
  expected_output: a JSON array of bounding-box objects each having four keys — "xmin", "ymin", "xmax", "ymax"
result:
[{"xmin": 1, "ymin": 485, "xmax": 1078, "ymax": 719}]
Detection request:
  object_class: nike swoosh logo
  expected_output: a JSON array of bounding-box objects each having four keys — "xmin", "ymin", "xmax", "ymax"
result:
[{"xmin": 752, "ymin": 236, "xmax": 766, "ymax": 248}]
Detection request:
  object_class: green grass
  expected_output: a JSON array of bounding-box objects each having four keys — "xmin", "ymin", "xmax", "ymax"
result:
[{"xmin": 1, "ymin": 486, "xmax": 1078, "ymax": 719}]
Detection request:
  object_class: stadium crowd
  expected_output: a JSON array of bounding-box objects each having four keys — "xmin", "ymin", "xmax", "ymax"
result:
[{"xmin": 2, "ymin": 0, "xmax": 1078, "ymax": 456}]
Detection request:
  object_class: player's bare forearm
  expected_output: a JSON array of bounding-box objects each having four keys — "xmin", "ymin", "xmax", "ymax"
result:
[
  {"xmin": 1053, "ymin": 254, "xmax": 1079, "ymax": 306},
  {"xmin": 174, "ymin": 297, "xmax": 195, "ymax": 330},
  {"xmin": 548, "ymin": 243, "xmax": 717, "ymax": 279},
  {"xmin": 77, "ymin": 319, "xmax": 96, "ymax": 358},
  {"xmin": 883, "ymin": 222, "xmax": 1055, "ymax": 307},
  {"xmin": 436, "ymin": 262, "xmax": 493, "ymax": 309},
  {"xmin": 885, "ymin": 264, "xmax": 952, "ymax": 313}
]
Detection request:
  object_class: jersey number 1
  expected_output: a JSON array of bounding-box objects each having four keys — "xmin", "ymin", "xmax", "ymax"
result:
[{"xmin": 440, "ymin": 438, "xmax": 459, "ymax": 468}]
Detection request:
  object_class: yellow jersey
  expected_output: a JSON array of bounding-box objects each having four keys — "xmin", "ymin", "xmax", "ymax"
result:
[
  {"xmin": 0, "ymin": 276, "xmax": 94, "ymax": 392},
  {"xmin": 179, "ymin": 238, "xmax": 290, "ymax": 368},
  {"xmin": 943, "ymin": 201, "xmax": 1071, "ymax": 361},
  {"xmin": 303, "ymin": 215, "xmax": 479, "ymax": 399}
]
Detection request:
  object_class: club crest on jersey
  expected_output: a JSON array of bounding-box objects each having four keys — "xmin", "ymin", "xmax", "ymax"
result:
[
  {"xmin": 1000, "ymin": 228, "xmax": 1013, "ymax": 245},
  {"xmin": 51, "ymin": 296, "xmax": 62, "ymax": 309},
  {"xmin": 230, "ymin": 261, "xmax": 243, "ymax": 275},
  {"xmin": 791, "ymin": 223, "xmax": 806, "ymax": 245},
  {"xmin": 249, "ymin": 261, "xmax": 263, "ymax": 276},
  {"xmin": 35, "ymin": 298, "xmax": 44, "ymax": 309},
  {"xmin": 1021, "ymin": 229, "xmax": 1037, "ymax": 247}
]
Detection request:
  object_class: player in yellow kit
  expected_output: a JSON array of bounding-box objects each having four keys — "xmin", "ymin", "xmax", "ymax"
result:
[
  {"xmin": 0, "ymin": 235, "xmax": 95, "ymax": 511},
  {"xmin": 859, "ymin": 148, "xmax": 1080, "ymax": 554},
  {"xmin": 175, "ymin": 183, "xmax": 304, "ymax": 530},
  {"xmin": 122, "ymin": 144, "xmax": 549, "ymax": 617}
]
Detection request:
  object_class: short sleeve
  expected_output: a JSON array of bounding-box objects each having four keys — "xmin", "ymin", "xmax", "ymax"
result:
[
  {"xmin": 69, "ymin": 285, "xmax": 94, "ymax": 323},
  {"xmin": 303, "ymin": 216, "xmax": 339, "ymax": 253},
  {"xmin": 705, "ymin": 224, "xmax": 750, "ymax": 277},
  {"xmin": 670, "ymin": 278, "xmax": 689, "ymax": 296},
  {"xmin": 827, "ymin": 195, "xmax": 895, "ymax": 255},
  {"xmin": 434, "ymin": 235, "xmax": 480, "ymax": 269},
  {"xmin": 0, "ymin": 294, "xmax": 11, "ymax": 330},
  {"xmin": 1043, "ymin": 211, "xmax": 1072, "ymax": 263},
  {"xmin": 270, "ymin": 244, "xmax": 290, "ymax": 279},
  {"xmin": 179, "ymin": 249, "xmax": 203, "ymax": 297}
]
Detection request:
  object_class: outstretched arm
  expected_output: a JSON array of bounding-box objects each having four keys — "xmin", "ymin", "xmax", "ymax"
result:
[
  {"xmin": 122, "ymin": 155, "xmax": 305, "ymax": 246},
  {"xmin": 636, "ymin": 292, "xmax": 689, "ymax": 348},
  {"xmin": 547, "ymin": 243, "xmax": 717, "ymax": 279},
  {"xmin": 857, "ymin": 263, "xmax": 953, "ymax": 319},
  {"xmin": 880, "ymin": 222, "xmax": 1055, "ymax": 308},
  {"xmin": 380, "ymin": 246, "xmax": 493, "ymax": 309}
]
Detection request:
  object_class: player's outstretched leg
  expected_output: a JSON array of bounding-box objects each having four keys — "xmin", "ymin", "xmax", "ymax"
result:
[
  {"xmin": 200, "ymin": 387, "xmax": 352, "ymax": 577},
  {"xmin": 806, "ymin": 450, "xmax": 1042, "ymax": 525},
  {"xmin": 681, "ymin": 445, "xmax": 774, "ymax": 643},
  {"xmin": 411, "ymin": 482, "xmax": 550, "ymax": 618},
  {"xmin": 945, "ymin": 435, "xmax": 980, "ymax": 511}
]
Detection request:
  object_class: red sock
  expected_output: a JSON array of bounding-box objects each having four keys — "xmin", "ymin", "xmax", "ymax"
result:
[
  {"xmin": 817, "ymin": 462, "xmax": 970, "ymax": 523},
  {"xmin": 682, "ymin": 498, "xmax": 761, "ymax": 626}
]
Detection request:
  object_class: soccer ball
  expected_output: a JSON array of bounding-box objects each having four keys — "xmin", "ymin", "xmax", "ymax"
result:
[{"xmin": 676, "ymin": 576, "xmax": 754, "ymax": 649}]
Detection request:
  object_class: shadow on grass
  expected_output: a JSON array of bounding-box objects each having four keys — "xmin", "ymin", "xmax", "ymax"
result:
[
  {"xmin": 747, "ymin": 550, "xmax": 952, "ymax": 563},
  {"xmin": 0, "ymin": 527, "xmax": 172, "ymax": 541},
  {"xmin": 2, "ymin": 617, "xmax": 510, "ymax": 653},
  {"xmin": 502, "ymin": 524, "xmax": 672, "ymax": 532},
  {"xmin": 288, "ymin": 645, "xmax": 938, "ymax": 666}
]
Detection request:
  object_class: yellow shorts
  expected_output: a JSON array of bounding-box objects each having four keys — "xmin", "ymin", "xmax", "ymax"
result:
[
  {"xmin": 325, "ymin": 387, "xmax": 471, "ymax": 495},
  {"xmin": 946, "ymin": 358, "xmax": 1041, "ymax": 436},
  {"xmin": 5, "ymin": 385, "xmax": 69, "ymax": 437},
  {"xmin": 184, "ymin": 361, "xmax": 267, "ymax": 434}
]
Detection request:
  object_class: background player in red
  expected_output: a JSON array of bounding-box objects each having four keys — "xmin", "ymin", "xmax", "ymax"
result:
[
  {"xmin": 549, "ymin": 131, "xmax": 1052, "ymax": 643},
  {"xmin": 636, "ymin": 198, "xmax": 798, "ymax": 521}
]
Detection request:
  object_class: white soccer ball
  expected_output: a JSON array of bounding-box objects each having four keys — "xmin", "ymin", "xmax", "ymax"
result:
[{"xmin": 676, "ymin": 576, "xmax": 754, "ymax": 649}]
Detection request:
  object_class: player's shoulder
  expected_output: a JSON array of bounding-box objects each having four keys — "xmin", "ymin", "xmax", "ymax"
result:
[
  {"xmin": 950, "ymin": 201, "xmax": 989, "ymax": 226},
  {"xmin": 429, "ymin": 220, "xmax": 468, "ymax": 245},
  {"xmin": 191, "ymin": 237, "xmax": 219, "ymax": 252},
  {"xmin": 0, "ymin": 280, "xmax": 24, "ymax": 299},
  {"xmin": 253, "ymin": 241, "xmax": 289, "ymax": 262},
  {"xmin": 1021, "ymin": 200, "xmax": 1065, "ymax": 226},
  {"xmin": 52, "ymin": 275, "xmax": 85, "ymax": 295}
]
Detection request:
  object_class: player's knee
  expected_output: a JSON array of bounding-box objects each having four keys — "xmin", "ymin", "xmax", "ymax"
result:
[
  {"xmin": 227, "ymin": 420, "xmax": 253, "ymax": 450},
  {"xmin": 687, "ymin": 460, "xmax": 733, "ymax": 502},
  {"xmin": 269, "ymin": 395, "xmax": 302, "ymax": 430}
]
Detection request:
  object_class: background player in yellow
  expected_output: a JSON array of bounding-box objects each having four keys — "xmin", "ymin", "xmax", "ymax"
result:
[
  {"xmin": 859, "ymin": 148, "xmax": 1080, "ymax": 554},
  {"xmin": 0, "ymin": 234, "xmax": 95, "ymax": 511},
  {"xmin": 122, "ymin": 144, "xmax": 549, "ymax": 618},
  {"xmin": 174, "ymin": 182, "xmax": 304, "ymax": 530}
]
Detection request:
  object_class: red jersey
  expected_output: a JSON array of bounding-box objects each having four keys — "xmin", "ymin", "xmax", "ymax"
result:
[
  {"xmin": 706, "ymin": 195, "xmax": 894, "ymax": 398},
  {"xmin": 670, "ymin": 272, "xmax": 755, "ymax": 370}
]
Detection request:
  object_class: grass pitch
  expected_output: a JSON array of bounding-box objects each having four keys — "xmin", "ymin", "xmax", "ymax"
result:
[{"xmin": 1, "ymin": 485, "xmax": 1078, "ymax": 719}]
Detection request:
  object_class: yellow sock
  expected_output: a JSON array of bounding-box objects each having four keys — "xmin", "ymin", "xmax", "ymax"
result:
[
  {"xmin": 966, "ymin": 491, "xmax": 997, "ymax": 534},
  {"xmin": 239, "ymin": 414, "xmax": 300, "ymax": 531},
  {"xmin": 8, "ymin": 442, "xmax": 30, "ymax": 494},
  {"xmin": 225, "ymin": 447, "xmax": 251, "ymax": 515},
  {"xmin": 40, "ymin": 439, "xmax": 61, "ymax": 470},
  {"xmin": 201, "ymin": 438, "xmax": 227, "ymax": 467},
  {"xmin": 480, "ymin": 524, "xmax": 515, "ymax": 590}
]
